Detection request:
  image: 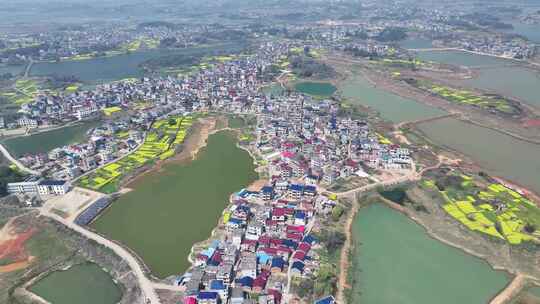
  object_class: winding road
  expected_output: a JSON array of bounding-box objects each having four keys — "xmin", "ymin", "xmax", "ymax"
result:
[
  {"xmin": 39, "ymin": 208, "xmax": 162, "ymax": 304},
  {"xmin": 0, "ymin": 143, "xmax": 40, "ymax": 175}
]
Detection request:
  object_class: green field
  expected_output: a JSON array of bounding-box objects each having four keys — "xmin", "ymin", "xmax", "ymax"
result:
[
  {"xmin": 413, "ymin": 80, "xmax": 519, "ymax": 115},
  {"xmin": 77, "ymin": 116, "xmax": 194, "ymax": 193},
  {"xmin": 424, "ymin": 173, "xmax": 540, "ymax": 245},
  {"xmin": 0, "ymin": 79, "xmax": 39, "ymax": 105}
]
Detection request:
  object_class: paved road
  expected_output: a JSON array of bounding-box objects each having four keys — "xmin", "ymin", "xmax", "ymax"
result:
[
  {"xmin": 0, "ymin": 143, "xmax": 40, "ymax": 175},
  {"xmin": 39, "ymin": 209, "xmax": 162, "ymax": 304}
]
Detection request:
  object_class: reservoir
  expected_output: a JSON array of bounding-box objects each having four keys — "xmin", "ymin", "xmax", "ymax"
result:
[
  {"xmin": 417, "ymin": 118, "xmax": 540, "ymax": 195},
  {"xmin": 92, "ymin": 130, "xmax": 257, "ymax": 278},
  {"xmin": 339, "ymin": 71, "xmax": 445, "ymax": 123},
  {"xmin": 351, "ymin": 204, "xmax": 510, "ymax": 304},
  {"xmin": 30, "ymin": 44, "xmax": 241, "ymax": 84},
  {"xmin": 2, "ymin": 120, "xmax": 99, "ymax": 157},
  {"xmin": 295, "ymin": 81, "xmax": 337, "ymax": 97},
  {"xmin": 30, "ymin": 263, "xmax": 121, "ymax": 304}
]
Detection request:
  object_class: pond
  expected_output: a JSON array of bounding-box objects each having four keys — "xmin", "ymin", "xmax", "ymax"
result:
[
  {"xmin": 2, "ymin": 120, "xmax": 100, "ymax": 157},
  {"xmin": 351, "ymin": 203, "xmax": 511, "ymax": 304},
  {"xmin": 295, "ymin": 81, "xmax": 337, "ymax": 97},
  {"xmin": 92, "ymin": 130, "xmax": 257, "ymax": 278},
  {"xmin": 339, "ymin": 71, "xmax": 446, "ymax": 123},
  {"xmin": 417, "ymin": 118, "xmax": 540, "ymax": 195},
  {"xmin": 30, "ymin": 263, "xmax": 121, "ymax": 304}
]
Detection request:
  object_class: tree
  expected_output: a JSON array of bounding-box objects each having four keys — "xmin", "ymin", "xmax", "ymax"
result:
[{"xmin": 331, "ymin": 205, "xmax": 344, "ymax": 222}]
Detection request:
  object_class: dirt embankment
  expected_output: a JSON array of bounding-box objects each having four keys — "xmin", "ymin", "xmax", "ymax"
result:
[
  {"xmin": 396, "ymin": 187, "xmax": 540, "ymax": 280},
  {"xmin": 124, "ymin": 116, "xmax": 219, "ymax": 188},
  {"xmin": 328, "ymin": 56, "xmax": 540, "ymax": 143}
]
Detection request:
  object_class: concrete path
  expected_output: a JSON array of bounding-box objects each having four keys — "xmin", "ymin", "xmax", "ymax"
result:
[
  {"xmin": 0, "ymin": 143, "xmax": 40, "ymax": 175},
  {"xmin": 39, "ymin": 209, "xmax": 162, "ymax": 304}
]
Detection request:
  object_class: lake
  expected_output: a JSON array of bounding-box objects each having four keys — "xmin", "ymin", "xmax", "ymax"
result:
[
  {"xmin": 415, "ymin": 50, "xmax": 509, "ymax": 67},
  {"xmin": 92, "ymin": 130, "xmax": 257, "ymax": 278},
  {"xmin": 351, "ymin": 204, "xmax": 511, "ymax": 304},
  {"xmin": 2, "ymin": 120, "xmax": 100, "ymax": 157},
  {"xmin": 295, "ymin": 81, "xmax": 337, "ymax": 97},
  {"xmin": 30, "ymin": 44, "xmax": 241, "ymax": 84},
  {"xmin": 415, "ymin": 50, "xmax": 540, "ymax": 109},
  {"xmin": 30, "ymin": 263, "xmax": 121, "ymax": 304},
  {"xmin": 0, "ymin": 64, "xmax": 25, "ymax": 76},
  {"xmin": 417, "ymin": 118, "xmax": 540, "ymax": 195},
  {"xmin": 339, "ymin": 71, "xmax": 446, "ymax": 123}
]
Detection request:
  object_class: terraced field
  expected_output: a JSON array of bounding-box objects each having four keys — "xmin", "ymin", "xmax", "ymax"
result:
[
  {"xmin": 77, "ymin": 115, "xmax": 194, "ymax": 193},
  {"xmin": 424, "ymin": 175, "xmax": 540, "ymax": 245}
]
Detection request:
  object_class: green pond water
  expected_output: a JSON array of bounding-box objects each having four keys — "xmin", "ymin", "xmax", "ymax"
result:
[
  {"xmin": 417, "ymin": 118, "xmax": 540, "ymax": 194},
  {"xmin": 351, "ymin": 204, "xmax": 511, "ymax": 304},
  {"xmin": 92, "ymin": 131, "xmax": 257, "ymax": 278},
  {"xmin": 340, "ymin": 72, "xmax": 446, "ymax": 123},
  {"xmin": 30, "ymin": 263, "xmax": 121, "ymax": 304},
  {"xmin": 2, "ymin": 120, "xmax": 100, "ymax": 157},
  {"xmin": 294, "ymin": 81, "xmax": 337, "ymax": 97}
]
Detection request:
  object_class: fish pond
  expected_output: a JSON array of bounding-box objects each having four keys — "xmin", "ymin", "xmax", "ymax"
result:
[
  {"xmin": 294, "ymin": 81, "xmax": 337, "ymax": 97},
  {"xmin": 415, "ymin": 50, "xmax": 540, "ymax": 108},
  {"xmin": 351, "ymin": 203, "xmax": 511, "ymax": 304},
  {"xmin": 92, "ymin": 130, "xmax": 257, "ymax": 278},
  {"xmin": 417, "ymin": 118, "xmax": 540, "ymax": 195},
  {"xmin": 2, "ymin": 120, "xmax": 100, "ymax": 157},
  {"xmin": 30, "ymin": 263, "xmax": 121, "ymax": 304},
  {"xmin": 339, "ymin": 71, "xmax": 446, "ymax": 123}
]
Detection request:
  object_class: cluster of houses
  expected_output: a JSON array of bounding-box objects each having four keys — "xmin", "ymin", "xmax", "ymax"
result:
[
  {"xmin": 180, "ymin": 180, "xmax": 338, "ymax": 304},
  {"xmin": 18, "ymin": 120, "xmax": 145, "ymax": 180},
  {"xmin": 251, "ymin": 94, "xmax": 411, "ymax": 185},
  {"xmin": 14, "ymin": 41, "xmax": 292, "ymax": 181}
]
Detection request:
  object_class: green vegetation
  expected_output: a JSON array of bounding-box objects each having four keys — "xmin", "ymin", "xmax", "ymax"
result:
[
  {"xmin": 289, "ymin": 54, "xmax": 336, "ymax": 79},
  {"xmin": 77, "ymin": 116, "xmax": 194, "ymax": 193},
  {"xmin": 0, "ymin": 79, "xmax": 39, "ymax": 105},
  {"xmin": 0, "ymin": 166, "xmax": 24, "ymax": 197},
  {"xmin": 424, "ymin": 171, "xmax": 540, "ymax": 244},
  {"xmin": 407, "ymin": 79, "xmax": 521, "ymax": 116}
]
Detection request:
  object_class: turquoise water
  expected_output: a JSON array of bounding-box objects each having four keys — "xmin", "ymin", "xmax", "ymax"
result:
[{"xmin": 351, "ymin": 204, "xmax": 511, "ymax": 304}]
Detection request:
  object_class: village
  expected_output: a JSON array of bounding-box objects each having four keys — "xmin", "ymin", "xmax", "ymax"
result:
[{"xmin": 2, "ymin": 38, "xmax": 414, "ymax": 304}]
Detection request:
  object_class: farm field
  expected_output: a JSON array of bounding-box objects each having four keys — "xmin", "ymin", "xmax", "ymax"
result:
[
  {"xmin": 410, "ymin": 79, "xmax": 520, "ymax": 116},
  {"xmin": 76, "ymin": 115, "xmax": 195, "ymax": 193},
  {"xmin": 423, "ymin": 173, "xmax": 540, "ymax": 245},
  {"xmin": 0, "ymin": 79, "xmax": 39, "ymax": 105}
]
